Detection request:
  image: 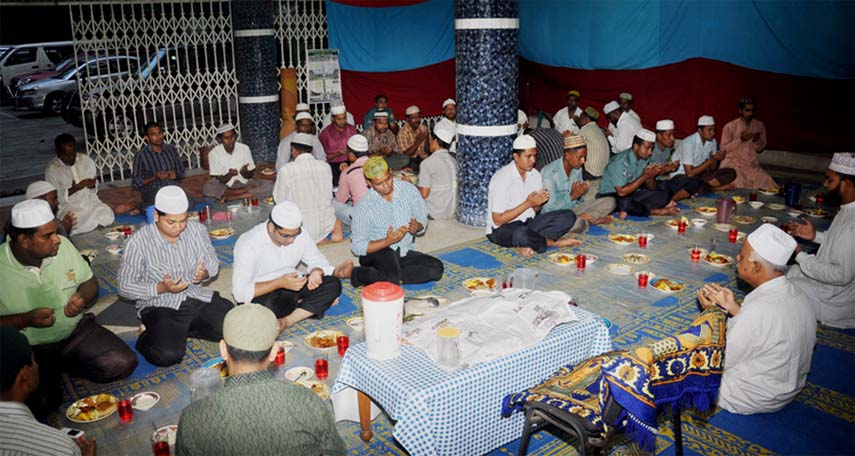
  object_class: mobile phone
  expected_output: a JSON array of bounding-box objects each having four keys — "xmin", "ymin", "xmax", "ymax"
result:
[{"xmin": 61, "ymin": 427, "xmax": 85, "ymax": 440}]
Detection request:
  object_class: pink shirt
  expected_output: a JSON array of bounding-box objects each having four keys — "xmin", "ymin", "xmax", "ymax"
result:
[
  {"xmin": 319, "ymin": 123, "xmax": 358, "ymax": 163},
  {"xmin": 336, "ymin": 156, "xmax": 370, "ymax": 204}
]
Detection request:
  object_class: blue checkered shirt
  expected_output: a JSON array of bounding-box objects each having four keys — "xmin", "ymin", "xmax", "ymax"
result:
[{"xmin": 350, "ymin": 180, "xmax": 428, "ymax": 256}]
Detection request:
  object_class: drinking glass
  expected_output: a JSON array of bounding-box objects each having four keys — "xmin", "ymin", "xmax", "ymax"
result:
[
  {"xmin": 117, "ymin": 399, "xmax": 133, "ymax": 423},
  {"xmin": 728, "ymin": 228, "xmax": 738, "ymax": 243},
  {"xmin": 436, "ymin": 327, "xmax": 460, "ymax": 368},
  {"xmin": 314, "ymin": 353, "xmax": 329, "ymax": 380},
  {"xmin": 691, "ymin": 246, "xmax": 701, "ymax": 262},
  {"xmin": 576, "ymin": 254, "xmax": 587, "ymax": 271},
  {"xmin": 638, "ymin": 233, "xmax": 648, "ymax": 248},
  {"xmin": 336, "ymin": 335, "xmax": 350, "ymax": 357},
  {"xmin": 637, "ymin": 272, "xmax": 649, "ymax": 288}
]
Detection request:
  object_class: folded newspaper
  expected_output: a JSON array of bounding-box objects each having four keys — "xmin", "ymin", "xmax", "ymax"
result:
[{"xmin": 402, "ymin": 289, "xmax": 578, "ymax": 369}]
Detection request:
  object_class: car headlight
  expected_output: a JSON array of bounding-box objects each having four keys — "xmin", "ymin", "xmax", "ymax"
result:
[{"xmin": 18, "ymin": 89, "xmax": 36, "ymax": 96}]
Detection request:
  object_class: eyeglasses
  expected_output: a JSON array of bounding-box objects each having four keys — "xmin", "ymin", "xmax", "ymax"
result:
[{"xmin": 275, "ymin": 227, "xmax": 302, "ymax": 239}]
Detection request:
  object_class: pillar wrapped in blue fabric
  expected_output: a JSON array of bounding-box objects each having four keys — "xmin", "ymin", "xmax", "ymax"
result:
[{"xmin": 455, "ymin": 0, "xmax": 519, "ymax": 227}]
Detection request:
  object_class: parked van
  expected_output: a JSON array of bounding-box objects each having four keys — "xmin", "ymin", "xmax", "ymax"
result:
[{"xmin": 0, "ymin": 41, "xmax": 74, "ymax": 97}]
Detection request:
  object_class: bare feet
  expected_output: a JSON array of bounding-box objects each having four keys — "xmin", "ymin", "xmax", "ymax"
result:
[
  {"xmin": 517, "ymin": 247, "xmax": 536, "ymax": 257},
  {"xmin": 114, "ymin": 201, "xmax": 136, "ymax": 215},
  {"xmin": 333, "ymin": 260, "xmax": 354, "ymax": 279},
  {"xmin": 329, "ymin": 220, "xmax": 345, "ymax": 243},
  {"xmin": 618, "ymin": 211, "xmax": 628, "ymax": 220},
  {"xmin": 548, "ymin": 237, "xmax": 583, "ymax": 248},
  {"xmin": 139, "ymin": 324, "xmax": 146, "ymax": 333},
  {"xmin": 590, "ymin": 215, "xmax": 614, "ymax": 225},
  {"xmin": 650, "ymin": 206, "xmax": 680, "ymax": 216}
]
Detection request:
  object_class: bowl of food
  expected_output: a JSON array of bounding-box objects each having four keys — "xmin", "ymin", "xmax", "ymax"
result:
[
  {"xmin": 690, "ymin": 218, "xmax": 708, "ymax": 227},
  {"xmin": 748, "ymin": 201, "xmax": 764, "ymax": 209}
]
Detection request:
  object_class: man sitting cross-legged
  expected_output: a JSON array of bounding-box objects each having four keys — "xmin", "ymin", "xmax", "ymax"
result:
[
  {"xmin": 486, "ymin": 134, "xmax": 581, "ymax": 257},
  {"xmin": 203, "ymin": 123, "xmax": 273, "ymax": 202},
  {"xmin": 232, "ymin": 201, "xmax": 351, "ymax": 332}
]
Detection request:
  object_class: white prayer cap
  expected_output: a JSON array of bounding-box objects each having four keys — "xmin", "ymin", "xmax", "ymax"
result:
[
  {"xmin": 518, "ymin": 110, "xmax": 528, "ymax": 125},
  {"xmin": 154, "ymin": 185, "xmax": 189, "ymax": 214},
  {"xmin": 295, "ymin": 112, "xmax": 313, "ymax": 122},
  {"xmin": 271, "ymin": 200, "xmax": 302, "ymax": 229},
  {"xmin": 829, "ymin": 153, "xmax": 855, "ymax": 175},
  {"xmin": 373, "ymin": 111, "xmax": 389, "ymax": 119},
  {"xmin": 292, "ymin": 132, "xmax": 314, "ymax": 147},
  {"xmin": 747, "ymin": 224, "xmax": 796, "ymax": 267},
  {"xmin": 697, "ymin": 115, "xmax": 715, "ymax": 126},
  {"xmin": 216, "ymin": 123, "xmax": 235, "ymax": 135},
  {"xmin": 295, "ymin": 103, "xmax": 310, "ymax": 112},
  {"xmin": 655, "ymin": 119, "xmax": 675, "ymax": 131},
  {"xmin": 604, "ymin": 101, "xmax": 620, "ymax": 114},
  {"xmin": 330, "ymin": 105, "xmax": 346, "ymax": 115},
  {"xmin": 442, "ymin": 98, "xmax": 456, "ymax": 108},
  {"xmin": 405, "ymin": 105, "xmax": 420, "ymax": 116},
  {"xmin": 11, "ymin": 199, "xmax": 54, "ymax": 229},
  {"xmin": 619, "ymin": 92, "xmax": 633, "ymax": 101},
  {"xmin": 347, "ymin": 134, "xmax": 369, "ymax": 152},
  {"xmin": 433, "ymin": 121, "xmax": 455, "ymax": 144},
  {"xmin": 513, "ymin": 134, "xmax": 536, "ymax": 150},
  {"xmin": 636, "ymin": 129, "xmax": 656, "ymax": 143},
  {"xmin": 25, "ymin": 180, "xmax": 56, "ymax": 200}
]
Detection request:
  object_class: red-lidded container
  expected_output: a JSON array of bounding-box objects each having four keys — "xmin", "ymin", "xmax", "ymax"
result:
[{"xmin": 361, "ymin": 282, "xmax": 404, "ymax": 360}]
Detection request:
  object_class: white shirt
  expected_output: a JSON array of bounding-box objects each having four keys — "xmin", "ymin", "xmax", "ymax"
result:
[
  {"xmin": 45, "ymin": 153, "xmax": 114, "ymax": 235},
  {"xmin": 718, "ymin": 276, "xmax": 816, "ymax": 415},
  {"xmin": 436, "ymin": 117, "xmax": 457, "ymax": 153},
  {"xmin": 418, "ymin": 149, "xmax": 458, "ymax": 220},
  {"xmin": 207, "ymin": 142, "xmax": 255, "ymax": 187},
  {"xmin": 273, "ymin": 153, "xmax": 336, "ymax": 242},
  {"xmin": 788, "ymin": 200, "xmax": 855, "ymax": 328},
  {"xmin": 0, "ymin": 401, "xmax": 82, "ymax": 456},
  {"xmin": 231, "ymin": 222, "xmax": 333, "ymax": 304},
  {"xmin": 276, "ymin": 132, "xmax": 327, "ymax": 171},
  {"xmin": 553, "ymin": 106, "xmax": 583, "ymax": 135},
  {"xmin": 608, "ymin": 109, "xmax": 641, "ymax": 135},
  {"xmin": 607, "ymin": 111, "xmax": 642, "ymax": 154},
  {"xmin": 486, "ymin": 162, "xmax": 543, "ymax": 234}
]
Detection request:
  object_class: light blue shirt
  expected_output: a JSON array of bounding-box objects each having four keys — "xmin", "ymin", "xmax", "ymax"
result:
[
  {"xmin": 597, "ymin": 148, "xmax": 649, "ymax": 196},
  {"xmin": 650, "ymin": 141, "xmax": 675, "ymax": 181},
  {"xmin": 541, "ymin": 158, "xmax": 585, "ymax": 212},
  {"xmin": 351, "ymin": 179, "xmax": 428, "ymax": 256},
  {"xmin": 670, "ymin": 132, "xmax": 717, "ymax": 178}
]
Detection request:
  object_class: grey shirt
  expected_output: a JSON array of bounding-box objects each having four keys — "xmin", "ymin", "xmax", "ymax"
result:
[{"xmin": 418, "ymin": 149, "xmax": 458, "ymax": 220}]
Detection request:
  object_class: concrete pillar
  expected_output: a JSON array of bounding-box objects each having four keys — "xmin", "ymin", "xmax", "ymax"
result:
[
  {"xmin": 232, "ymin": 0, "xmax": 279, "ymax": 163},
  {"xmin": 454, "ymin": 1, "xmax": 519, "ymax": 227}
]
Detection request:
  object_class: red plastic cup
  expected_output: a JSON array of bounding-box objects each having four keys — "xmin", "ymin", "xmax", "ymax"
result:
[
  {"xmin": 728, "ymin": 228, "xmax": 738, "ymax": 243},
  {"xmin": 576, "ymin": 254, "xmax": 587, "ymax": 271},
  {"xmin": 314, "ymin": 354, "xmax": 329, "ymax": 380},
  {"xmin": 117, "ymin": 399, "xmax": 133, "ymax": 423},
  {"xmin": 677, "ymin": 221, "xmax": 687, "ymax": 234},
  {"xmin": 816, "ymin": 195, "xmax": 824, "ymax": 205},
  {"xmin": 199, "ymin": 207, "xmax": 208, "ymax": 223},
  {"xmin": 638, "ymin": 233, "xmax": 648, "ymax": 248},
  {"xmin": 251, "ymin": 197, "xmax": 259, "ymax": 207},
  {"xmin": 637, "ymin": 272, "xmax": 649, "ymax": 288},
  {"xmin": 274, "ymin": 346, "xmax": 285, "ymax": 366},
  {"xmin": 749, "ymin": 192, "xmax": 758, "ymax": 202},
  {"xmin": 152, "ymin": 441, "xmax": 169, "ymax": 456},
  {"xmin": 337, "ymin": 335, "xmax": 350, "ymax": 357},
  {"xmin": 691, "ymin": 247, "xmax": 701, "ymax": 262}
]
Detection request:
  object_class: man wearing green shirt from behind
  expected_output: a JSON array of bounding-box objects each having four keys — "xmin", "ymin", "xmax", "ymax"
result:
[{"xmin": 0, "ymin": 199, "xmax": 137, "ymax": 419}]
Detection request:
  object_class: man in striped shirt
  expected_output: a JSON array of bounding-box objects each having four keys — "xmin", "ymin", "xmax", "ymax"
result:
[
  {"xmin": 132, "ymin": 121, "xmax": 186, "ymax": 208},
  {"xmin": 118, "ymin": 186, "xmax": 233, "ymax": 367},
  {"xmin": 1, "ymin": 326, "xmax": 96, "ymax": 456}
]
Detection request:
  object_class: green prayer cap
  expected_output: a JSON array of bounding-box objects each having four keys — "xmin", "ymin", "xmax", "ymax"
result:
[{"xmin": 363, "ymin": 156, "xmax": 389, "ymax": 180}]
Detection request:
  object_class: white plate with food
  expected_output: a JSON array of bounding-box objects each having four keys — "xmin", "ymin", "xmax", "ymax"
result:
[
  {"xmin": 761, "ymin": 216, "xmax": 778, "ymax": 223},
  {"xmin": 608, "ymin": 233, "xmax": 636, "ymax": 245},
  {"xmin": 748, "ymin": 201, "xmax": 764, "ymax": 209},
  {"xmin": 606, "ymin": 263, "xmax": 633, "ymax": 275},
  {"xmin": 107, "ymin": 224, "xmax": 134, "ymax": 234},
  {"xmin": 694, "ymin": 206, "xmax": 718, "ymax": 216},
  {"xmin": 463, "ymin": 277, "xmax": 497, "ymax": 293},
  {"xmin": 664, "ymin": 217, "xmax": 690, "ymax": 229},
  {"xmin": 703, "ymin": 252, "xmax": 734, "ymax": 267},
  {"xmin": 209, "ymin": 227, "xmax": 235, "ymax": 240},
  {"xmin": 691, "ymin": 218, "xmax": 708, "ymax": 227},
  {"xmin": 787, "ymin": 210, "xmax": 804, "ymax": 218},
  {"xmin": 768, "ymin": 203, "xmax": 788, "ymax": 211},
  {"xmin": 105, "ymin": 244, "xmax": 123, "ymax": 255},
  {"xmin": 285, "ymin": 366, "xmax": 315, "ymax": 382},
  {"xmin": 278, "ymin": 340, "xmax": 295, "ymax": 353},
  {"xmin": 731, "ymin": 196, "xmax": 746, "ymax": 204},
  {"xmin": 303, "ymin": 330, "xmax": 343, "ymax": 351},
  {"xmin": 104, "ymin": 231, "xmax": 123, "ymax": 241},
  {"xmin": 731, "ymin": 215, "xmax": 756, "ymax": 225},
  {"xmin": 260, "ymin": 167, "xmax": 276, "ymax": 176},
  {"xmin": 712, "ymin": 223, "xmax": 735, "ymax": 232},
  {"xmin": 547, "ymin": 252, "xmax": 599, "ymax": 265},
  {"xmin": 758, "ymin": 187, "xmax": 779, "ymax": 196},
  {"xmin": 652, "ymin": 278, "xmax": 685, "ymax": 294},
  {"xmin": 131, "ymin": 392, "xmax": 160, "ymax": 411},
  {"xmin": 65, "ymin": 393, "xmax": 118, "ymax": 423},
  {"xmin": 297, "ymin": 380, "xmax": 330, "ymax": 400},
  {"xmin": 804, "ymin": 208, "xmax": 828, "ymax": 218},
  {"xmin": 622, "ymin": 253, "xmax": 650, "ymax": 264},
  {"xmin": 346, "ymin": 317, "xmax": 364, "ymax": 332}
]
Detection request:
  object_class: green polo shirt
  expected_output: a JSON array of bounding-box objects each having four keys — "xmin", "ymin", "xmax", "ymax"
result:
[
  {"xmin": 598, "ymin": 147, "xmax": 649, "ymax": 196},
  {"xmin": 0, "ymin": 236, "xmax": 92, "ymax": 345}
]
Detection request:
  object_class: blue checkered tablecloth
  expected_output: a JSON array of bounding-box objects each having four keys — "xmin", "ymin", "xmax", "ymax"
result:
[{"xmin": 332, "ymin": 307, "xmax": 612, "ymax": 456}]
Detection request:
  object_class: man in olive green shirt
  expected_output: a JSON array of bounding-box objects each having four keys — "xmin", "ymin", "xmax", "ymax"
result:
[
  {"xmin": 0, "ymin": 199, "xmax": 137, "ymax": 419},
  {"xmin": 176, "ymin": 304, "xmax": 345, "ymax": 456}
]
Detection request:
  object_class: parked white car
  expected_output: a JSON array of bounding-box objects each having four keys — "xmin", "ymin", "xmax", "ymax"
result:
[{"xmin": 0, "ymin": 41, "xmax": 74, "ymax": 98}]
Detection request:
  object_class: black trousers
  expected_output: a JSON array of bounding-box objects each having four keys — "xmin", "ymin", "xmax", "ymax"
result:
[
  {"xmin": 486, "ymin": 210, "xmax": 576, "ymax": 253},
  {"xmin": 329, "ymin": 161, "xmax": 344, "ymax": 187},
  {"xmin": 351, "ymin": 248, "xmax": 444, "ymax": 287},
  {"xmin": 698, "ymin": 168, "xmax": 737, "ymax": 193},
  {"xmin": 136, "ymin": 293, "xmax": 233, "ymax": 367},
  {"xmin": 254, "ymin": 275, "xmax": 342, "ymax": 319},
  {"xmin": 598, "ymin": 189, "xmax": 671, "ymax": 217},
  {"xmin": 27, "ymin": 313, "xmax": 138, "ymax": 420},
  {"xmin": 655, "ymin": 175, "xmax": 703, "ymax": 197}
]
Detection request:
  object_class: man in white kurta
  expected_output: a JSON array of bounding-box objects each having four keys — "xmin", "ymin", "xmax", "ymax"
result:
[
  {"xmin": 203, "ymin": 124, "xmax": 273, "ymax": 202},
  {"xmin": 552, "ymin": 90, "xmax": 583, "ymax": 136},
  {"xmin": 45, "ymin": 134, "xmax": 114, "ymax": 235},
  {"xmin": 788, "ymin": 153, "xmax": 855, "ymax": 328},
  {"xmin": 273, "ymin": 133, "xmax": 342, "ymax": 243},
  {"xmin": 276, "ymin": 112, "xmax": 326, "ymax": 171},
  {"xmin": 698, "ymin": 224, "xmax": 815, "ymax": 415},
  {"xmin": 604, "ymin": 101, "xmax": 641, "ymax": 154},
  {"xmin": 435, "ymin": 98, "xmax": 457, "ymax": 154}
]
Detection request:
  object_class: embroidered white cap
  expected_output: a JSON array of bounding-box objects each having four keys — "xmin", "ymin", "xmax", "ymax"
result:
[
  {"xmin": 433, "ymin": 121, "xmax": 455, "ymax": 144},
  {"xmin": 295, "ymin": 103, "xmax": 310, "ymax": 112},
  {"xmin": 295, "ymin": 112, "xmax": 313, "ymax": 122},
  {"xmin": 373, "ymin": 111, "xmax": 389, "ymax": 119},
  {"xmin": 405, "ymin": 105, "xmax": 420, "ymax": 116},
  {"xmin": 11, "ymin": 199, "xmax": 54, "ymax": 229},
  {"xmin": 330, "ymin": 105, "xmax": 346, "ymax": 115},
  {"xmin": 636, "ymin": 129, "xmax": 656, "ymax": 143},
  {"xmin": 216, "ymin": 123, "xmax": 235, "ymax": 135},
  {"xmin": 442, "ymin": 98, "xmax": 456, "ymax": 108},
  {"xmin": 347, "ymin": 134, "xmax": 369, "ymax": 152},
  {"xmin": 271, "ymin": 200, "xmax": 302, "ymax": 229},
  {"xmin": 518, "ymin": 110, "xmax": 528, "ymax": 125},
  {"xmin": 154, "ymin": 185, "xmax": 189, "ymax": 215},
  {"xmin": 697, "ymin": 115, "xmax": 715, "ymax": 126},
  {"xmin": 747, "ymin": 224, "xmax": 796, "ymax": 266},
  {"xmin": 829, "ymin": 153, "xmax": 855, "ymax": 175},
  {"xmin": 619, "ymin": 92, "xmax": 633, "ymax": 101},
  {"xmin": 25, "ymin": 180, "xmax": 56, "ymax": 200},
  {"xmin": 655, "ymin": 120, "xmax": 675, "ymax": 131},
  {"xmin": 604, "ymin": 101, "xmax": 620, "ymax": 114},
  {"xmin": 513, "ymin": 134, "xmax": 536, "ymax": 150},
  {"xmin": 292, "ymin": 132, "xmax": 314, "ymax": 147}
]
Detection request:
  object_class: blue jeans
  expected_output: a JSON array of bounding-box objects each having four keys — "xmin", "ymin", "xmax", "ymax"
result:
[{"xmin": 332, "ymin": 199, "xmax": 352, "ymax": 225}]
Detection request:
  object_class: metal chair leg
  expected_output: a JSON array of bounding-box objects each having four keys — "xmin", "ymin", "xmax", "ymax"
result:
[
  {"xmin": 673, "ymin": 409, "xmax": 683, "ymax": 456},
  {"xmin": 518, "ymin": 407, "xmax": 536, "ymax": 456}
]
